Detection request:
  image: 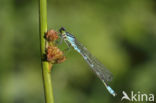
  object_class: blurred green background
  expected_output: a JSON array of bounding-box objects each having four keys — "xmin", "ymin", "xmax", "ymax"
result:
[{"xmin": 0, "ymin": 0, "xmax": 156, "ymax": 103}]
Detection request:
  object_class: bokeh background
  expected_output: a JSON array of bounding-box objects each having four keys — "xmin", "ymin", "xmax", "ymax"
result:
[{"xmin": 0, "ymin": 0, "xmax": 156, "ymax": 103}]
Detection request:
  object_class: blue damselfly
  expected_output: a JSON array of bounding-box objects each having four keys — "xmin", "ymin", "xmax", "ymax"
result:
[{"xmin": 59, "ymin": 27, "xmax": 116, "ymax": 96}]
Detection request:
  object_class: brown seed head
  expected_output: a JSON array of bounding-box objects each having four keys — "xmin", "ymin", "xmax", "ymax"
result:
[
  {"xmin": 46, "ymin": 46, "xmax": 66, "ymax": 63},
  {"xmin": 56, "ymin": 56, "xmax": 66, "ymax": 63},
  {"xmin": 45, "ymin": 29, "xmax": 58, "ymax": 41}
]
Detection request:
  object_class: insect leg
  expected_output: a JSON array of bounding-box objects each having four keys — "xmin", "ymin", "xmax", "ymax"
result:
[{"xmin": 63, "ymin": 41, "xmax": 72, "ymax": 53}]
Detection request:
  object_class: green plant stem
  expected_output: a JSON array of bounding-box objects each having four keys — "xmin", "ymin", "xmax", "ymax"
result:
[{"xmin": 39, "ymin": 0, "xmax": 54, "ymax": 103}]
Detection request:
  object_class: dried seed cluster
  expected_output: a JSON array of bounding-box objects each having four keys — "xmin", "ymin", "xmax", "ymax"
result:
[
  {"xmin": 46, "ymin": 46, "xmax": 66, "ymax": 63},
  {"xmin": 45, "ymin": 29, "xmax": 66, "ymax": 64},
  {"xmin": 45, "ymin": 30, "xmax": 58, "ymax": 41}
]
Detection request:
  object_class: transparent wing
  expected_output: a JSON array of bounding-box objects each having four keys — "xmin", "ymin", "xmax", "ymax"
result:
[
  {"xmin": 74, "ymin": 39, "xmax": 113, "ymax": 82},
  {"xmin": 64, "ymin": 31, "xmax": 116, "ymax": 96}
]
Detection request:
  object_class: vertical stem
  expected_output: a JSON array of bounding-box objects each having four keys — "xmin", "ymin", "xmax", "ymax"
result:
[{"xmin": 39, "ymin": 0, "xmax": 54, "ymax": 103}]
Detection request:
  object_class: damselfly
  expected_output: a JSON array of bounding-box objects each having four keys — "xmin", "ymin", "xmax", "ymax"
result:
[{"xmin": 59, "ymin": 27, "xmax": 116, "ymax": 96}]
